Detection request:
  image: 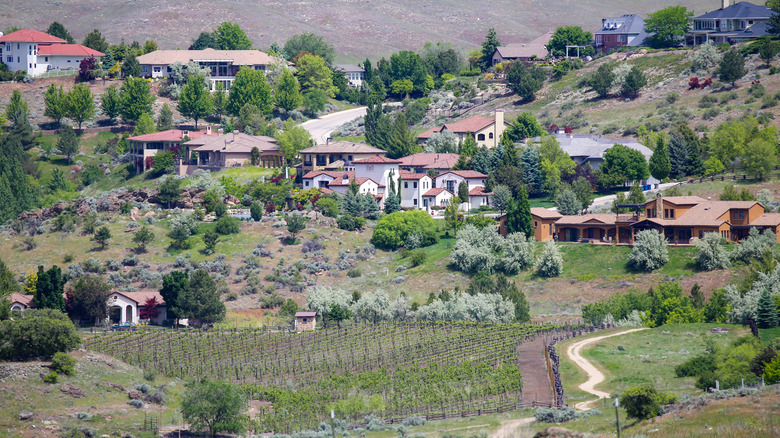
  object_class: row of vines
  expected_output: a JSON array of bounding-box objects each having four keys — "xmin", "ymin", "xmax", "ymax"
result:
[{"xmin": 85, "ymin": 321, "xmax": 574, "ymax": 432}]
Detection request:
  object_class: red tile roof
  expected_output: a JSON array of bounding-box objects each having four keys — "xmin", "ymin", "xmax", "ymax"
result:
[
  {"xmin": 436, "ymin": 170, "xmax": 488, "ymax": 179},
  {"xmin": 418, "ymin": 116, "xmax": 498, "ymax": 140},
  {"xmin": 127, "ymin": 129, "xmax": 216, "ymax": 142},
  {"xmin": 423, "ymin": 188, "xmax": 453, "ymax": 197},
  {"xmin": 38, "ymin": 44, "xmax": 103, "ymax": 57},
  {"xmin": 302, "ymin": 170, "xmax": 354, "ymax": 180},
  {"xmin": 113, "ymin": 291, "xmax": 165, "ymax": 305},
  {"xmin": 352, "ymin": 156, "xmax": 401, "ymax": 164},
  {"xmin": 469, "ymin": 186, "xmax": 493, "ymax": 196},
  {"xmin": 398, "ymin": 152, "xmax": 460, "ymax": 168},
  {"xmin": 10, "ymin": 293, "xmax": 34, "ymax": 307},
  {"xmin": 327, "ymin": 177, "xmax": 382, "ymax": 187},
  {"xmin": 417, "ymin": 126, "xmax": 443, "ymax": 140},
  {"xmin": 751, "ymin": 213, "xmax": 780, "ymax": 226},
  {"xmin": 318, "ymin": 187, "xmax": 334, "ymax": 195},
  {"xmin": 0, "ymin": 29, "xmax": 66, "ymax": 43},
  {"xmin": 399, "ymin": 172, "xmax": 429, "ymax": 180}
]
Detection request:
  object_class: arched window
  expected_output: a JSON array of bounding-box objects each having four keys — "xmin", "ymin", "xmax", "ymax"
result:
[
  {"xmin": 489, "ymin": 132, "xmax": 494, "ymax": 139},
  {"xmin": 477, "ymin": 133, "xmax": 485, "ymax": 141}
]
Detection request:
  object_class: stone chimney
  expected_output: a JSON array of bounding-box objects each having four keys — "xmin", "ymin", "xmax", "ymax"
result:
[
  {"xmin": 218, "ymin": 128, "xmax": 224, "ymax": 135},
  {"xmin": 656, "ymin": 194, "xmax": 663, "ymax": 218},
  {"xmin": 494, "ymin": 109, "xmax": 505, "ymax": 146},
  {"xmin": 721, "ymin": 0, "xmax": 729, "ymax": 9},
  {"xmin": 206, "ymin": 125, "xmax": 212, "ymax": 135}
]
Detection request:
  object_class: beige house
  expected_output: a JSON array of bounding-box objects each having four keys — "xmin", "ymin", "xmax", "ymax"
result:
[
  {"xmin": 295, "ymin": 312, "xmax": 317, "ymax": 331},
  {"xmin": 491, "ymin": 32, "xmax": 553, "ymax": 64},
  {"xmin": 300, "ymin": 141, "xmax": 385, "ymax": 173},
  {"xmin": 128, "ymin": 128, "xmax": 218, "ymax": 174},
  {"xmin": 179, "ymin": 130, "xmax": 284, "ymax": 175},
  {"xmin": 417, "ymin": 109, "xmax": 507, "ymax": 149}
]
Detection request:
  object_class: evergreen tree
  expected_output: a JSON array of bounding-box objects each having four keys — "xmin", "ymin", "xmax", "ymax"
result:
[
  {"xmin": 178, "ymin": 75, "xmax": 213, "ymax": 129},
  {"xmin": 121, "ymin": 54, "xmax": 142, "ymax": 77},
  {"xmin": 770, "ymin": 0, "xmax": 780, "ymax": 36},
  {"xmin": 66, "ymin": 83, "xmax": 96, "ymax": 130},
  {"xmin": 100, "ymin": 85, "xmax": 121, "ymax": 122},
  {"xmin": 384, "ymin": 190, "xmax": 400, "ymax": 213},
  {"xmin": 33, "ymin": 265, "xmax": 66, "ymax": 312},
  {"xmin": 180, "ymin": 269, "xmax": 226, "ymax": 323},
  {"xmin": 57, "ymin": 125, "xmax": 79, "ymax": 163},
  {"xmin": 120, "ymin": 77, "xmax": 155, "ymax": 122},
  {"xmin": 501, "ymin": 133, "xmax": 519, "ymax": 167},
  {"xmin": 0, "ymin": 134, "xmax": 37, "ymax": 223},
  {"xmin": 101, "ymin": 49, "xmax": 115, "ymax": 73},
  {"xmin": 757, "ymin": 288, "xmax": 779, "ymax": 328},
  {"xmin": 133, "ymin": 226, "xmax": 155, "ymax": 252},
  {"xmin": 677, "ymin": 124, "xmax": 704, "ymax": 176},
  {"xmin": 505, "ymin": 61, "xmax": 545, "ymax": 101},
  {"xmin": 190, "ymin": 32, "xmax": 217, "ymax": 50},
  {"xmin": 460, "ymin": 133, "xmax": 478, "ymax": 157},
  {"xmin": 627, "ymin": 182, "xmax": 645, "ymax": 204},
  {"xmin": 555, "ymin": 186, "xmax": 582, "ymax": 215},
  {"xmin": 572, "ymin": 176, "xmax": 593, "ymax": 211},
  {"xmin": 46, "ymin": 22, "xmax": 75, "ymax": 43},
  {"xmin": 275, "ymin": 69, "xmax": 303, "ymax": 112},
  {"xmin": 160, "ymin": 270, "xmax": 189, "ymax": 324},
  {"xmin": 690, "ymin": 283, "xmax": 705, "ymax": 309},
  {"xmin": 718, "ymin": 50, "xmax": 747, "ymax": 86},
  {"xmin": 227, "ymin": 67, "xmax": 273, "ymax": 116},
  {"xmin": 520, "ymin": 145, "xmax": 542, "ymax": 194},
  {"xmin": 757, "ymin": 36, "xmax": 780, "ymax": 66},
  {"xmin": 93, "ymin": 226, "xmax": 112, "ymax": 250},
  {"xmin": 480, "ymin": 28, "xmax": 501, "ymax": 71},
  {"xmin": 133, "ymin": 113, "xmax": 156, "ymax": 136},
  {"xmin": 589, "ymin": 63, "xmax": 615, "ymax": 98},
  {"xmin": 157, "ymin": 103, "xmax": 174, "ymax": 131},
  {"xmin": 6, "ymin": 90, "xmax": 29, "ymax": 126},
  {"xmin": 212, "ymin": 83, "xmax": 226, "ymax": 117},
  {"xmin": 158, "ymin": 176, "xmax": 182, "ymax": 208},
  {"xmin": 621, "ymin": 66, "xmax": 647, "ymax": 97},
  {"xmin": 649, "ymin": 137, "xmax": 671, "ymax": 180},
  {"xmin": 507, "ymin": 187, "xmax": 533, "ymax": 237},
  {"xmin": 82, "ymin": 29, "xmax": 108, "ymax": 53},
  {"xmin": 668, "ymin": 130, "xmax": 690, "ymax": 179},
  {"xmin": 44, "ymin": 84, "xmax": 67, "ymax": 126}
]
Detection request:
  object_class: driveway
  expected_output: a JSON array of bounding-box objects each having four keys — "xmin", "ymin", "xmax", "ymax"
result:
[{"xmin": 300, "ymin": 106, "xmax": 368, "ymax": 144}]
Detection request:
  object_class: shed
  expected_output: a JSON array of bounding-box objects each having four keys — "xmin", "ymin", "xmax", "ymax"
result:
[{"xmin": 295, "ymin": 312, "xmax": 317, "ymax": 331}]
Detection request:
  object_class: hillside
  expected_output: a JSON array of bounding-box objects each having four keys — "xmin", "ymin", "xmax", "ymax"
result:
[{"xmin": 2, "ymin": 0, "xmax": 716, "ymax": 60}]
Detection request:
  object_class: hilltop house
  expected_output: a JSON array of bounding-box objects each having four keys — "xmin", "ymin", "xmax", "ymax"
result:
[
  {"xmin": 178, "ymin": 130, "xmax": 284, "ymax": 175},
  {"xmin": 136, "ymin": 48, "xmax": 280, "ymax": 91},
  {"xmin": 299, "ymin": 141, "xmax": 386, "ymax": 173},
  {"xmin": 491, "ymin": 32, "xmax": 553, "ymax": 64},
  {"xmin": 0, "ymin": 29, "xmax": 103, "ymax": 77},
  {"xmin": 594, "ymin": 15, "xmax": 650, "ymax": 51},
  {"xmin": 128, "ymin": 128, "xmax": 218, "ymax": 173},
  {"xmin": 397, "ymin": 153, "xmax": 460, "ymax": 174},
  {"xmin": 418, "ymin": 109, "xmax": 507, "ymax": 149},
  {"xmin": 500, "ymin": 196, "xmax": 780, "ymax": 244},
  {"xmin": 687, "ymin": 1, "xmax": 773, "ymax": 45},
  {"xmin": 334, "ymin": 64, "xmax": 365, "ymax": 87}
]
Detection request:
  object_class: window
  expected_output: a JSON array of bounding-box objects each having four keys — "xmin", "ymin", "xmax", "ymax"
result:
[
  {"xmin": 664, "ymin": 209, "xmax": 675, "ymax": 219},
  {"xmin": 404, "ymin": 182, "xmax": 408, "ymax": 189},
  {"xmin": 413, "ymin": 182, "xmax": 417, "ymax": 189},
  {"xmin": 699, "ymin": 230, "xmax": 703, "ymax": 239},
  {"xmin": 6, "ymin": 57, "xmax": 11, "ymax": 63},
  {"xmin": 646, "ymin": 208, "xmax": 656, "ymax": 218},
  {"xmin": 489, "ymin": 132, "xmax": 493, "ymax": 139},
  {"xmin": 413, "ymin": 199, "xmax": 418, "ymax": 205},
  {"xmin": 733, "ymin": 211, "xmax": 745, "ymax": 220},
  {"xmin": 348, "ymin": 155, "xmax": 353, "ymax": 161},
  {"xmin": 477, "ymin": 133, "xmax": 485, "ymax": 141},
  {"xmin": 305, "ymin": 181, "xmax": 310, "ymax": 187},
  {"xmin": 44, "ymin": 56, "xmax": 48, "ymax": 62},
  {"xmin": 534, "ymin": 221, "xmax": 538, "ymax": 228},
  {"xmin": 5, "ymin": 44, "xmax": 9, "ymax": 51}
]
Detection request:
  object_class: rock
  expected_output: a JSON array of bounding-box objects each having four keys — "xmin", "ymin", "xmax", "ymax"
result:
[
  {"xmin": 19, "ymin": 411, "xmax": 34, "ymax": 421},
  {"xmin": 102, "ymin": 381, "xmax": 125, "ymax": 392},
  {"xmin": 130, "ymin": 207, "xmax": 140, "ymax": 221},
  {"xmin": 225, "ymin": 195, "xmax": 240, "ymax": 206},
  {"xmin": 533, "ymin": 427, "xmax": 603, "ymax": 438},
  {"xmin": 60, "ymin": 384, "xmax": 85, "ymax": 398},
  {"xmin": 127, "ymin": 390, "xmax": 143, "ymax": 400},
  {"xmin": 391, "ymin": 276, "xmax": 405, "ymax": 284},
  {"xmin": 395, "ymin": 265, "xmax": 407, "ymax": 272}
]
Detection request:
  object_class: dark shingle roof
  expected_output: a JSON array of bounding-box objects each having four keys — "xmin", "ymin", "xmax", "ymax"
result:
[{"xmin": 695, "ymin": 2, "xmax": 771, "ymax": 20}]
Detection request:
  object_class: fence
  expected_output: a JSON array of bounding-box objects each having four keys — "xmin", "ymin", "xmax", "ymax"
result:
[
  {"xmin": 38, "ymin": 125, "xmax": 134, "ymax": 135},
  {"xmin": 37, "ymin": 70, "xmax": 78, "ymax": 79}
]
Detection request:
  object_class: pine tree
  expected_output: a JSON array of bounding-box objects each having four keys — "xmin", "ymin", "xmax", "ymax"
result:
[
  {"xmin": 520, "ymin": 145, "xmax": 542, "ymax": 194},
  {"xmin": 44, "ymin": 84, "xmax": 67, "ymax": 126},
  {"xmin": 82, "ymin": 29, "xmax": 109, "ymax": 53},
  {"xmin": 480, "ymin": 28, "xmax": 501, "ymax": 71},
  {"xmin": 46, "ymin": 22, "xmax": 75, "ymax": 44},
  {"xmin": 101, "ymin": 50, "xmax": 115, "ymax": 73},
  {"xmin": 57, "ymin": 125, "xmax": 79, "ymax": 163},
  {"xmin": 677, "ymin": 124, "xmax": 704, "ymax": 177},
  {"xmin": 384, "ymin": 190, "xmax": 400, "ymax": 213},
  {"xmin": 0, "ymin": 134, "xmax": 37, "ymax": 222},
  {"xmin": 121, "ymin": 54, "xmax": 142, "ymax": 78},
  {"xmin": 460, "ymin": 133, "xmax": 478, "ymax": 157},
  {"xmin": 501, "ymin": 133, "xmax": 519, "ymax": 167},
  {"xmin": 718, "ymin": 50, "xmax": 747, "ymax": 87},
  {"xmin": 178, "ymin": 75, "xmax": 213, "ymax": 129},
  {"xmin": 757, "ymin": 288, "xmax": 779, "ymax": 328},
  {"xmin": 33, "ymin": 266, "xmax": 66, "ymax": 312},
  {"xmin": 668, "ymin": 131, "xmax": 690, "ymax": 179},
  {"xmin": 507, "ymin": 187, "xmax": 533, "ymax": 237},
  {"xmin": 93, "ymin": 226, "xmax": 112, "ymax": 250},
  {"xmin": 621, "ymin": 66, "xmax": 647, "ymax": 98},
  {"xmin": 157, "ymin": 103, "xmax": 174, "ymax": 131},
  {"xmin": 213, "ymin": 83, "xmax": 226, "ymax": 117},
  {"xmin": 649, "ymin": 137, "xmax": 671, "ymax": 181},
  {"xmin": 6, "ymin": 90, "xmax": 29, "ymax": 126}
]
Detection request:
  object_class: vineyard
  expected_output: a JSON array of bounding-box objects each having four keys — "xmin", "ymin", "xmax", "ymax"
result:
[{"xmin": 85, "ymin": 322, "xmax": 570, "ymax": 432}]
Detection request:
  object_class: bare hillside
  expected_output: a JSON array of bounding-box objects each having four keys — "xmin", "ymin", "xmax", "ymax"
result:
[{"xmin": 4, "ymin": 0, "xmax": 716, "ymax": 60}]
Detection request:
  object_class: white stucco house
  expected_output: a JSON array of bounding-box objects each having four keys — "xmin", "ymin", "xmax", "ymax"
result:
[
  {"xmin": 417, "ymin": 109, "xmax": 507, "ymax": 149},
  {"xmin": 9, "ymin": 293, "xmax": 33, "ymax": 311},
  {"xmin": 422, "ymin": 187, "xmax": 454, "ymax": 210},
  {"xmin": 352, "ymin": 156, "xmax": 400, "ymax": 193},
  {"xmin": 0, "ymin": 29, "xmax": 103, "ymax": 77},
  {"xmin": 434, "ymin": 170, "xmax": 488, "ymax": 193},
  {"xmin": 334, "ymin": 64, "xmax": 365, "ymax": 88},
  {"xmin": 399, "ymin": 172, "xmax": 433, "ymax": 209}
]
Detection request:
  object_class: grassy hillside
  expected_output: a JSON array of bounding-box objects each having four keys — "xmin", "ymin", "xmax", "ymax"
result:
[{"xmin": 2, "ymin": 0, "xmax": 716, "ymax": 60}]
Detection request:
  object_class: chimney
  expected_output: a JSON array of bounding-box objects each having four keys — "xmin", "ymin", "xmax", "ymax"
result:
[
  {"xmin": 342, "ymin": 173, "xmax": 349, "ymax": 184},
  {"xmin": 206, "ymin": 125, "xmax": 212, "ymax": 135},
  {"xmin": 656, "ymin": 195, "xmax": 663, "ymax": 218},
  {"xmin": 182, "ymin": 130, "xmax": 189, "ymax": 139},
  {"xmin": 326, "ymin": 137, "xmax": 332, "ymax": 144},
  {"xmin": 721, "ymin": 0, "xmax": 728, "ymax": 9},
  {"xmin": 494, "ymin": 109, "xmax": 505, "ymax": 145},
  {"xmin": 218, "ymin": 128, "xmax": 224, "ymax": 135}
]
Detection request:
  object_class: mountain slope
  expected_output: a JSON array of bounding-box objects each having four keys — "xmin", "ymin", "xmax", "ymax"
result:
[{"xmin": 5, "ymin": 0, "xmax": 715, "ymax": 60}]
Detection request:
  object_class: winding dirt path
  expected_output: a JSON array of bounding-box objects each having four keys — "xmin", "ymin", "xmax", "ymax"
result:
[
  {"xmin": 492, "ymin": 417, "xmax": 534, "ymax": 438},
  {"xmin": 565, "ymin": 328, "xmax": 649, "ymax": 410}
]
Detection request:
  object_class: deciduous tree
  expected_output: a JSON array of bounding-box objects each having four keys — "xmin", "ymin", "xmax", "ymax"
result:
[
  {"xmin": 283, "ymin": 33, "xmax": 335, "ymax": 64},
  {"xmin": 69, "ymin": 275, "xmax": 111, "ymax": 324},
  {"xmin": 181, "ymin": 380, "xmax": 248, "ymax": 435},
  {"xmin": 82, "ymin": 29, "xmax": 108, "ymax": 53},
  {"xmin": 57, "ymin": 125, "xmax": 79, "ymax": 163},
  {"xmin": 120, "ymin": 77, "xmax": 155, "ymax": 122},
  {"xmin": 274, "ymin": 68, "xmax": 302, "ymax": 112},
  {"xmin": 227, "ymin": 68, "xmax": 273, "ymax": 116},
  {"xmin": 44, "ymin": 84, "xmax": 67, "ymax": 126},
  {"xmin": 180, "ymin": 269, "xmax": 226, "ymax": 323},
  {"xmin": 178, "ymin": 75, "xmax": 213, "ymax": 129},
  {"xmin": 718, "ymin": 50, "xmax": 747, "ymax": 87},
  {"xmin": 100, "ymin": 85, "xmax": 121, "ymax": 122},
  {"xmin": 548, "ymin": 26, "xmax": 593, "ymax": 57},
  {"xmin": 644, "ymin": 6, "xmax": 693, "ymax": 48},
  {"xmin": 295, "ymin": 54, "xmax": 337, "ymax": 96},
  {"xmin": 66, "ymin": 83, "xmax": 96, "ymax": 130}
]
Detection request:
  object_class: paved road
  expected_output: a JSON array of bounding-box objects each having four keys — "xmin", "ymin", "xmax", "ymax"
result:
[
  {"xmin": 300, "ymin": 106, "xmax": 368, "ymax": 144},
  {"xmin": 565, "ymin": 328, "xmax": 649, "ymax": 410}
]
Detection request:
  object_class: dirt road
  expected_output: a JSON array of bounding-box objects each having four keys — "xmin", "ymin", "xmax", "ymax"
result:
[
  {"xmin": 492, "ymin": 417, "xmax": 534, "ymax": 438},
  {"xmin": 565, "ymin": 328, "xmax": 649, "ymax": 410}
]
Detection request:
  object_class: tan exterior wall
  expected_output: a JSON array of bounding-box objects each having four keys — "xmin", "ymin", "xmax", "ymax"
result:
[
  {"xmin": 748, "ymin": 204, "xmax": 765, "ymax": 223},
  {"xmin": 296, "ymin": 317, "xmax": 316, "ymax": 331},
  {"xmin": 532, "ymin": 218, "xmax": 557, "ymax": 242}
]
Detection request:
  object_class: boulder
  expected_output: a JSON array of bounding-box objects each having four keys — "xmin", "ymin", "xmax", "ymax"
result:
[
  {"xmin": 127, "ymin": 390, "xmax": 143, "ymax": 400},
  {"xmin": 60, "ymin": 384, "xmax": 85, "ymax": 398},
  {"xmin": 130, "ymin": 207, "xmax": 141, "ymax": 221},
  {"xmin": 19, "ymin": 411, "xmax": 34, "ymax": 421}
]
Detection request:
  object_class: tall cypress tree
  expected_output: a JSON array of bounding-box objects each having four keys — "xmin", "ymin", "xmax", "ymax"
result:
[
  {"xmin": 33, "ymin": 265, "xmax": 66, "ymax": 312},
  {"xmin": 0, "ymin": 134, "xmax": 37, "ymax": 222},
  {"xmin": 520, "ymin": 145, "xmax": 542, "ymax": 194},
  {"xmin": 668, "ymin": 131, "xmax": 690, "ymax": 179},
  {"xmin": 757, "ymin": 289, "xmax": 779, "ymax": 329},
  {"xmin": 517, "ymin": 186, "xmax": 533, "ymax": 238},
  {"xmin": 649, "ymin": 137, "xmax": 671, "ymax": 181}
]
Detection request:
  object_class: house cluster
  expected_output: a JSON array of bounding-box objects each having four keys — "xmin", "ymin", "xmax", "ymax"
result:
[
  {"xmin": 9, "ymin": 291, "xmax": 173, "ymax": 325},
  {"xmin": 127, "ymin": 126, "xmax": 285, "ymax": 175},
  {"xmin": 501, "ymin": 196, "xmax": 780, "ymax": 245},
  {"xmin": 0, "ymin": 29, "xmax": 103, "ymax": 77},
  {"xmin": 417, "ymin": 109, "xmax": 507, "ymax": 149},
  {"xmin": 301, "ymin": 142, "xmax": 491, "ymax": 211}
]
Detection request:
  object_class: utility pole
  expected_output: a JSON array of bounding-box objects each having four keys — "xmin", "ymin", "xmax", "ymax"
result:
[{"xmin": 614, "ymin": 397, "xmax": 620, "ymax": 438}]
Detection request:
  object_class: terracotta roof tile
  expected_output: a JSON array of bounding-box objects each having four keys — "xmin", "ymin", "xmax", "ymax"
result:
[
  {"xmin": 531, "ymin": 208, "xmax": 562, "ymax": 219},
  {"xmin": 113, "ymin": 290, "xmax": 165, "ymax": 305},
  {"xmin": 469, "ymin": 186, "xmax": 493, "ymax": 196},
  {"xmin": 436, "ymin": 170, "xmax": 488, "ymax": 179},
  {"xmin": 302, "ymin": 170, "xmax": 354, "ymax": 180},
  {"xmin": 137, "ymin": 48, "xmax": 279, "ymax": 66},
  {"xmin": 555, "ymin": 214, "xmax": 618, "ymax": 226},
  {"xmin": 0, "ymin": 29, "xmax": 65, "ymax": 43},
  {"xmin": 750, "ymin": 213, "xmax": 780, "ymax": 226},
  {"xmin": 399, "ymin": 172, "xmax": 429, "ymax": 180},
  {"xmin": 38, "ymin": 44, "xmax": 103, "ymax": 57},
  {"xmin": 10, "ymin": 293, "xmax": 34, "ymax": 307},
  {"xmin": 423, "ymin": 188, "xmax": 453, "ymax": 197},
  {"xmin": 398, "ymin": 153, "xmax": 460, "ymax": 168},
  {"xmin": 353, "ymin": 156, "xmax": 402, "ymax": 164},
  {"xmin": 300, "ymin": 141, "xmax": 385, "ymax": 155},
  {"xmin": 128, "ymin": 129, "xmax": 216, "ymax": 142}
]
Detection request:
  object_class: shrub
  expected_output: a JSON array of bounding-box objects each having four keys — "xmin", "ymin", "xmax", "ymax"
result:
[
  {"xmin": 51, "ymin": 352, "xmax": 76, "ymax": 376},
  {"xmin": 128, "ymin": 399, "xmax": 145, "ymax": 409},
  {"xmin": 213, "ymin": 202, "xmax": 227, "ymax": 218},
  {"xmin": 731, "ymin": 228, "xmax": 775, "ymax": 263},
  {"xmin": 501, "ymin": 232, "xmax": 535, "ymax": 274},
  {"xmin": 694, "ymin": 232, "xmax": 730, "ymax": 271},
  {"xmin": 533, "ymin": 407, "xmax": 577, "ymax": 423},
  {"xmin": 121, "ymin": 254, "xmax": 138, "ymax": 266},
  {"xmin": 315, "ymin": 198, "xmax": 340, "ymax": 217},
  {"xmin": 409, "ymin": 250, "xmax": 427, "ymax": 267},
  {"xmin": 143, "ymin": 368, "xmax": 156, "ymax": 382},
  {"xmin": 402, "ymin": 416, "xmax": 426, "ymax": 427},
  {"xmin": 0, "ymin": 309, "xmax": 81, "ymax": 360},
  {"xmin": 690, "ymin": 41, "xmax": 722, "ymax": 72},
  {"xmin": 371, "ymin": 211, "xmax": 438, "ymax": 250},
  {"xmin": 628, "ymin": 229, "xmax": 668, "ymax": 272},
  {"xmin": 214, "ymin": 216, "xmax": 240, "ymax": 235},
  {"xmin": 535, "ymin": 241, "xmax": 563, "ymax": 277},
  {"xmin": 302, "ymin": 239, "xmax": 325, "ymax": 254},
  {"xmin": 675, "ymin": 354, "xmax": 717, "ymax": 377},
  {"xmin": 250, "ymin": 202, "xmax": 263, "ymax": 221},
  {"xmin": 620, "ymin": 384, "xmax": 678, "ymax": 420},
  {"xmin": 764, "ymin": 356, "xmax": 780, "ymax": 385},
  {"xmin": 43, "ymin": 371, "xmax": 58, "ymax": 383},
  {"xmin": 337, "ymin": 215, "xmax": 366, "ymax": 231},
  {"xmin": 347, "ymin": 268, "xmax": 362, "ymax": 278}
]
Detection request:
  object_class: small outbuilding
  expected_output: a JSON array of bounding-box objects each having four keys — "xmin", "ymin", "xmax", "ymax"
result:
[{"xmin": 295, "ymin": 312, "xmax": 317, "ymax": 331}]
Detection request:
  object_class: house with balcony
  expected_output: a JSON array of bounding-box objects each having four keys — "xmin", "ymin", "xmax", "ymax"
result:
[
  {"xmin": 687, "ymin": 1, "xmax": 772, "ymax": 45},
  {"xmin": 299, "ymin": 141, "xmax": 386, "ymax": 173},
  {"xmin": 136, "ymin": 48, "xmax": 280, "ymax": 91},
  {"xmin": 417, "ymin": 109, "xmax": 507, "ymax": 149},
  {"xmin": 0, "ymin": 29, "xmax": 103, "ymax": 77},
  {"xmin": 334, "ymin": 64, "xmax": 365, "ymax": 87},
  {"xmin": 178, "ymin": 130, "xmax": 284, "ymax": 175},
  {"xmin": 128, "ymin": 128, "xmax": 218, "ymax": 174},
  {"xmin": 594, "ymin": 15, "xmax": 650, "ymax": 51},
  {"xmin": 500, "ymin": 196, "xmax": 780, "ymax": 245}
]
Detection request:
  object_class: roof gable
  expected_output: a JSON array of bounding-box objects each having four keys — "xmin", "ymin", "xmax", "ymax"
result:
[
  {"xmin": 0, "ymin": 29, "xmax": 66, "ymax": 43},
  {"xmin": 695, "ymin": 2, "xmax": 771, "ymax": 20}
]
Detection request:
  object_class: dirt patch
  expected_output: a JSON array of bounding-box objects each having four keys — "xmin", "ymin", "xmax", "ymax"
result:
[{"xmin": 517, "ymin": 338, "xmax": 553, "ymax": 404}]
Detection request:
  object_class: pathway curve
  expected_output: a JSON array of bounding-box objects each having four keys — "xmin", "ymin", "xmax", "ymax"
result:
[
  {"xmin": 492, "ymin": 417, "xmax": 534, "ymax": 438},
  {"xmin": 565, "ymin": 328, "xmax": 648, "ymax": 410},
  {"xmin": 300, "ymin": 106, "xmax": 368, "ymax": 144}
]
